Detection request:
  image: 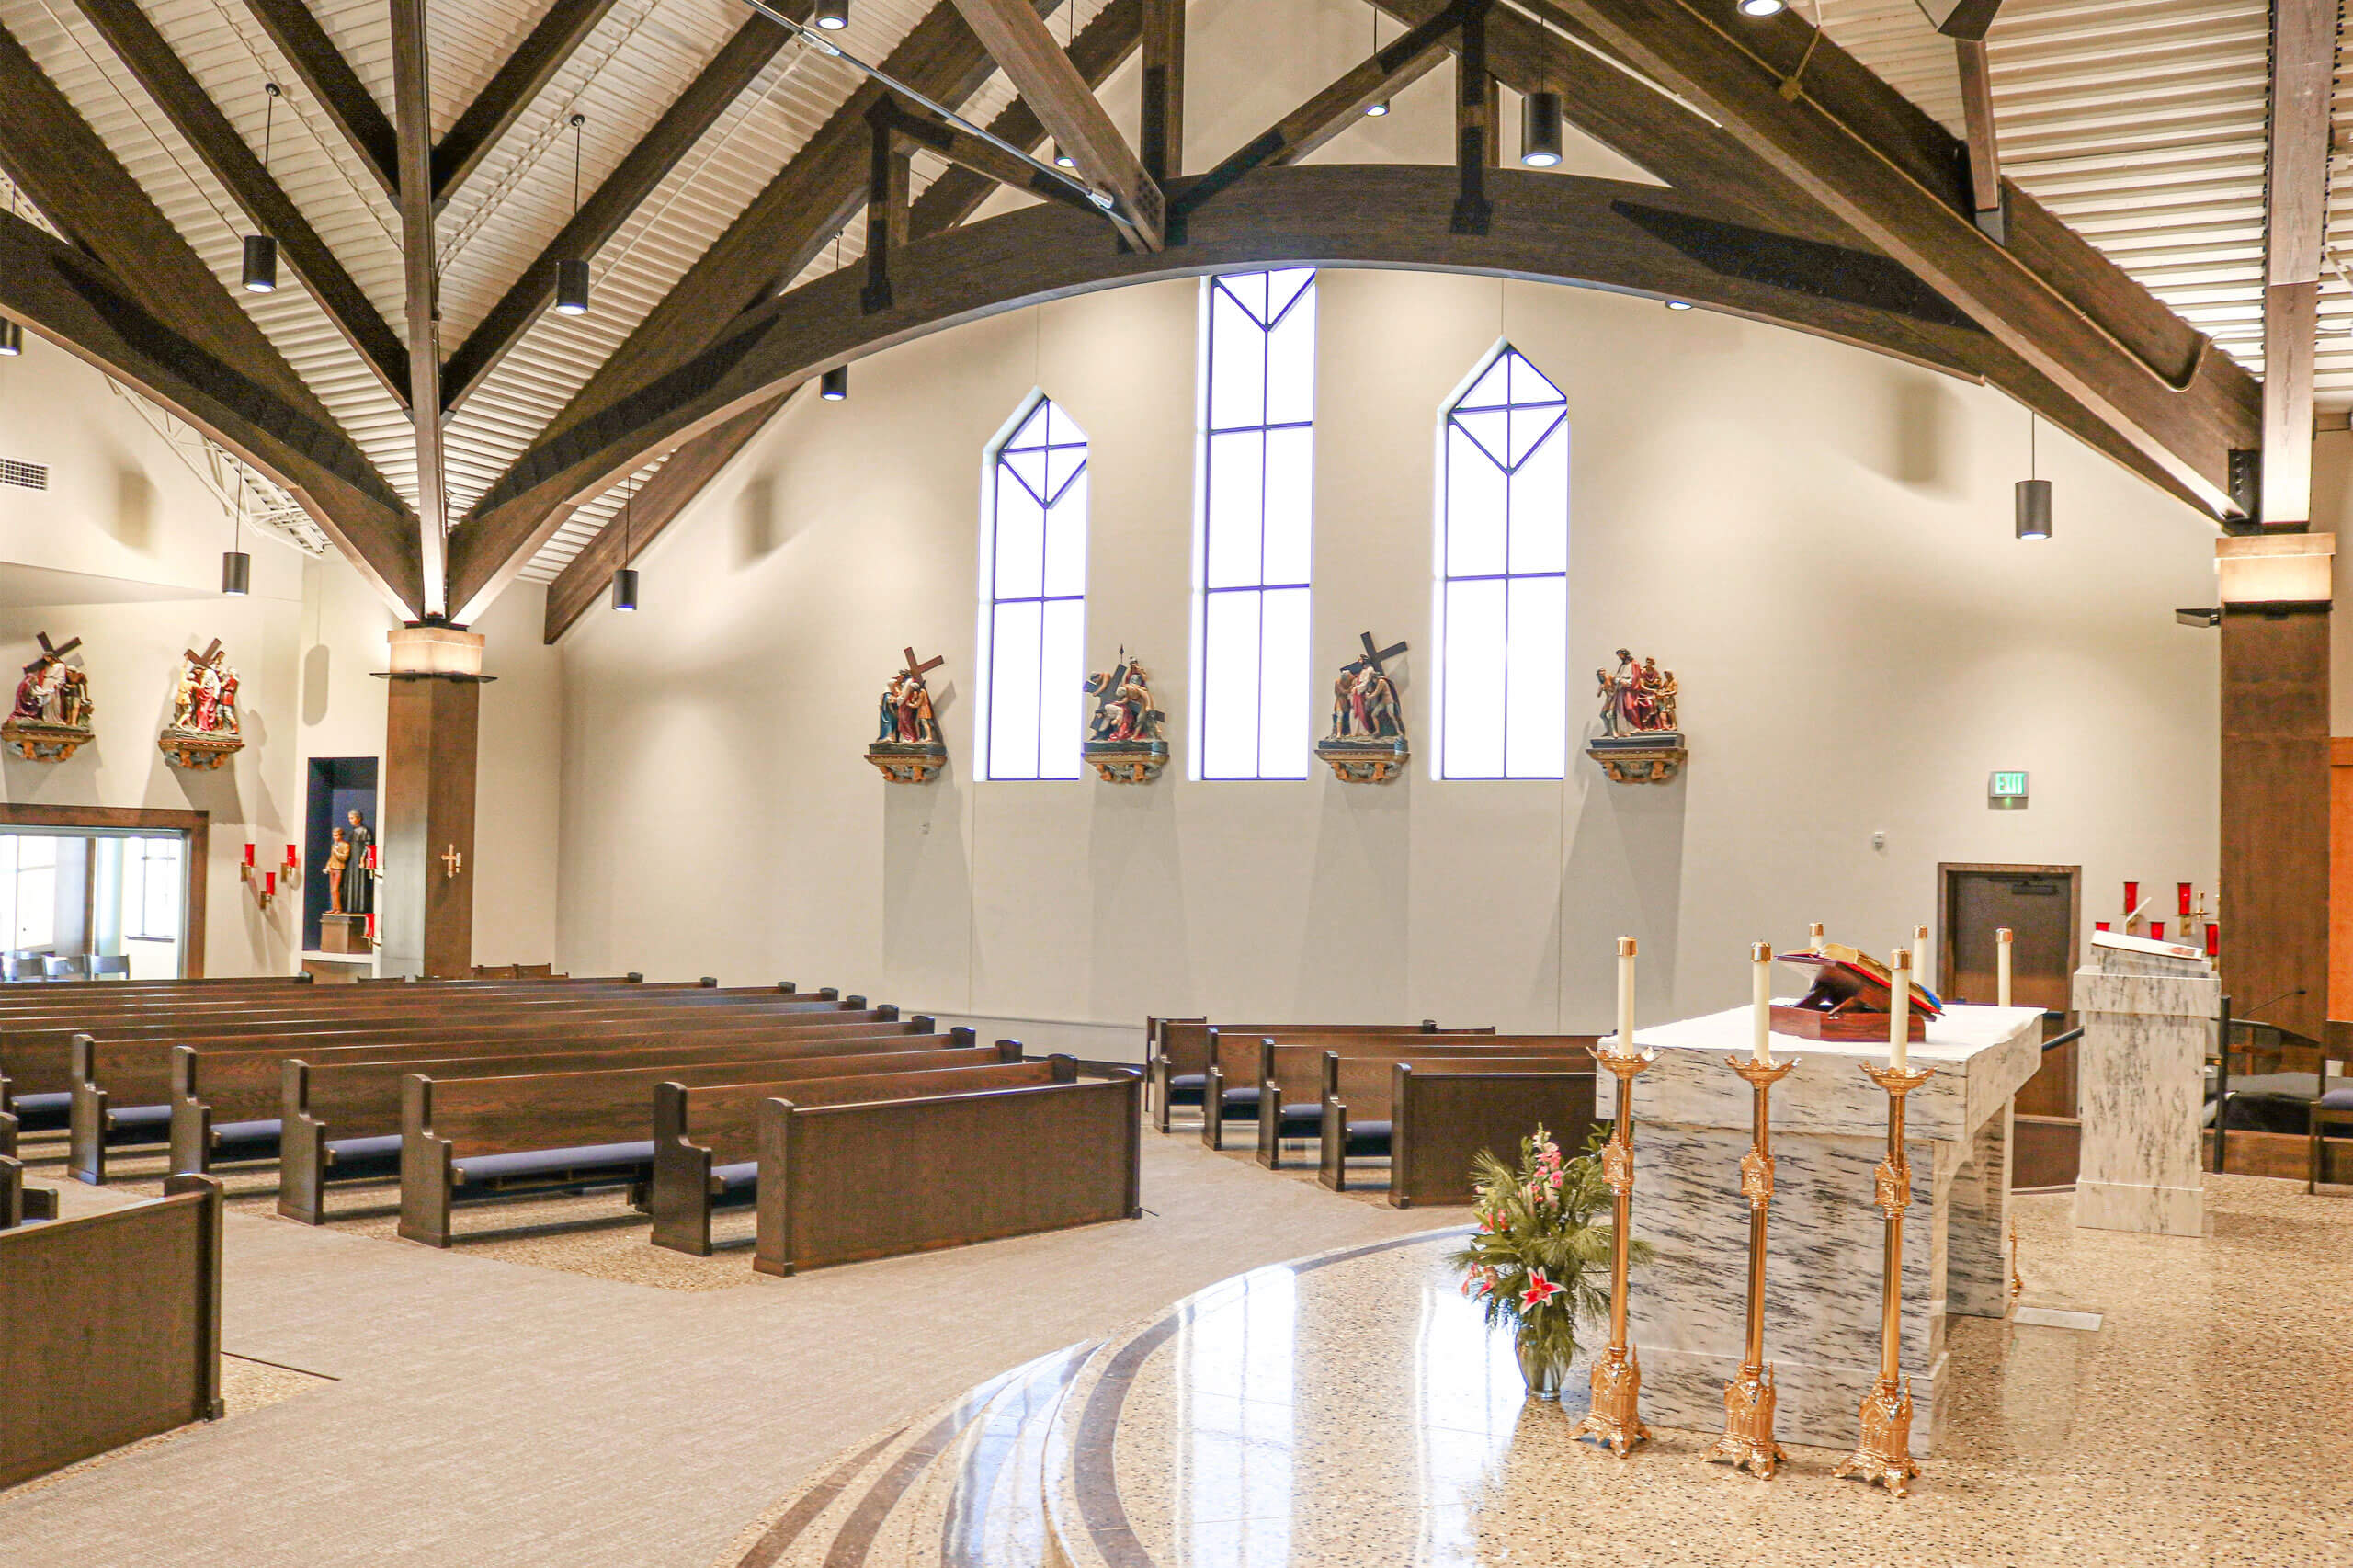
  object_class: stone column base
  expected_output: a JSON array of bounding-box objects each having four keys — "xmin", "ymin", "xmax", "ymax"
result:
[{"xmin": 2073, "ymin": 1178, "xmax": 2203, "ymax": 1237}]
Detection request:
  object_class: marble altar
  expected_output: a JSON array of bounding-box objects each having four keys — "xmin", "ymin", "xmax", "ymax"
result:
[
  {"xmin": 2071, "ymin": 939, "xmax": 2218, "ymax": 1238},
  {"xmin": 1596, "ymin": 1001, "xmax": 2042, "ymax": 1456}
]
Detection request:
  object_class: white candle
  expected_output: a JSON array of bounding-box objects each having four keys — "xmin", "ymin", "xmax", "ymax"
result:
[
  {"xmin": 1617, "ymin": 936, "xmax": 1637, "ymax": 1054},
  {"xmin": 1996, "ymin": 927, "xmax": 2014, "ymax": 1008},
  {"xmin": 1751, "ymin": 941, "xmax": 1773, "ymax": 1064},
  {"xmin": 1888, "ymin": 948, "xmax": 1911, "ymax": 1071},
  {"xmin": 1808, "ymin": 922, "xmax": 1824, "ymax": 951},
  {"xmin": 1913, "ymin": 925, "xmax": 1929, "ymax": 992}
]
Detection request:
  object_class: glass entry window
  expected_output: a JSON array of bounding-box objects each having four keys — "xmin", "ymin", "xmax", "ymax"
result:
[{"xmin": 1, "ymin": 830, "xmax": 189, "ymax": 979}]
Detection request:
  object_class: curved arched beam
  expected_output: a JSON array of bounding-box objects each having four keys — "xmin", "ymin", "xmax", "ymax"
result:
[
  {"xmin": 0, "ymin": 215, "xmax": 426, "ymax": 614},
  {"xmin": 453, "ymin": 164, "xmax": 2181, "ymax": 624}
]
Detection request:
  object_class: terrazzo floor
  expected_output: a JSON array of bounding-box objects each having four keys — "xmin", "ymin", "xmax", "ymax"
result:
[{"xmin": 1073, "ymin": 1174, "xmax": 2351, "ymax": 1567}]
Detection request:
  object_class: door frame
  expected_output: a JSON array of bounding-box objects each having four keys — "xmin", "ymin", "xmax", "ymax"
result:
[
  {"xmin": 0, "ymin": 804, "xmax": 210, "ymax": 976},
  {"xmin": 1935, "ymin": 861, "xmax": 2083, "ymax": 1004}
]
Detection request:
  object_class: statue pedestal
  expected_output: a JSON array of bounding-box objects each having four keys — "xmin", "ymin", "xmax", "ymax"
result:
[
  {"xmin": 1597, "ymin": 1003, "xmax": 2041, "ymax": 1456},
  {"xmin": 2071, "ymin": 939, "xmax": 2218, "ymax": 1238},
  {"xmin": 320, "ymin": 915, "xmax": 368, "ymax": 955}
]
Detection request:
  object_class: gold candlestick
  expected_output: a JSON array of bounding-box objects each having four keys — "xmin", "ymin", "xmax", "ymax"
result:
[
  {"xmin": 1834, "ymin": 1061, "xmax": 1937, "ymax": 1496},
  {"xmin": 1709, "ymin": 1052, "xmax": 1800, "ymax": 1477},
  {"xmin": 1573, "ymin": 1037, "xmax": 1658, "ymax": 1457}
]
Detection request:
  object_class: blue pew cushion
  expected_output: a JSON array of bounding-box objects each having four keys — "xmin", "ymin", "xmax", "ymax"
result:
[
  {"xmin": 1343, "ymin": 1119, "xmax": 1392, "ymax": 1155},
  {"xmin": 1166, "ymin": 1073, "xmax": 1205, "ymax": 1090},
  {"xmin": 1218, "ymin": 1085, "xmax": 1262, "ymax": 1110},
  {"xmin": 212, "ymin": 1119, "xmax": 282, "ymax": 1147},
  {"xmin": 108, "ymin": 1104, "xmax": 170, "ymax": 1131},
  {"xmin": 452, "ymin": 1141, "xmax": 655, "ymax": 1185},
  {"xmin": 1275, "ymin": 1101, "xmax": 1321, "ymax": 1128},
  {"xmin": 713, "ymin": 1161, "xmax": 757, "ymax": 1192},
  {"xmin": 325, "ymin": 1134, "xmax": 403, "ymax": 1166},
  {"xmin": 12, "ymin": 1092, "xmax": 69, "ymax": 1116},
  {"xmin": 2320, "ymin": 1086, "xmax": 2353, "ymax": 1111}
]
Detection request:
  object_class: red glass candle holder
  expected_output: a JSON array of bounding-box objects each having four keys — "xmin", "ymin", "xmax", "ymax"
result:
[
  {"xmin": 2149, "ymin": 921, "xmax": 2165, "ymax": 941},
  {"xmin": 2096, "ymin": 921, "xmax": 2110, "ymax": 932},
  {"xmin": 2123, "ymin": 881, "xmax": 2139, "ymax": 916},
  {"xmin": 243, "ymin": 842, "xmax": 256, "ymax": 867},
  {"xmin": 285, "ymin": 843, "xmax": 299, "ymax": 867},
  {"xmin": 365, "ymin": 845, "xmax": 378, "ymax": 870},
  {"xmin": 2205, "ymin": 922, "xmax": 2221, "ymax": 957},
  {"xmin": 2177, "ymin": 881, "xmax": 2192, "ymax": 917},
  {"xmin": 263, "ymin": 870, "xmax": 277, "ymax": 897}
]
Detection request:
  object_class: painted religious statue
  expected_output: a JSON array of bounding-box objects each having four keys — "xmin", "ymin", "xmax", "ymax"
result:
[
  {"xmin": 866, "ymin": 647, "xmax": 949, "ymax": 782},
  {"xmin": 157, "ymin": 639, "xmax": 245, "ymax": 770},
  {"xmin": 1081, "ymin": 650, "xmax": 1168, "ymax": 782},
  {"xmin": 3, "ymin": 632, "xmax": 97, "ymax": 761},
  {"xmin": 339, "ymin": 808, "xmax": 375, "ymax": 915},
  {"xmin": 1587, "ymin": 647, "xmax": 1686, "ymax": 784},
  {"xmin": 1314, "ymin": 632, "xmax": 1410, "ymax": 782}
]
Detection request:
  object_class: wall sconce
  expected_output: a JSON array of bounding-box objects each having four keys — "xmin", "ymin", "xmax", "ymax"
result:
[
  {"xmin": 366, "ymin": 911, "xmax": 381, "ymax": 949},
  {"xmin": 244, "ymin": 867, "xmax": 277, "ymax": 908},
  {"xmin": 284, "ymin": 842, "xmax": 300, "ymax": 876}
]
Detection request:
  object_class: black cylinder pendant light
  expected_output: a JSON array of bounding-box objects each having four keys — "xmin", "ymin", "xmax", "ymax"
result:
[
  {"xmin": 815, "ymin": 0, "xmax": 849, "ymax": 29},
  {"xmin": 821, "ymin": 365, "xmax": 848, "ymax": 401},
  {"xmin": 222, "ymin": 474, "xmax": 251, "ymax": 596},
  {"xmin": 554, "ymin": 115, "xmax": 591, "ymax": 315},
  {"xmin": 2015, "ymin": 415, "xmax": 2052, "ymax": 540},
  {"xmin": 1365, "ymin": 13, "xmax": 1391, "ymax": 117},
  {"xmin": 611, "ymin": 475, "xmax": 639, "ymax": 611},
  {"xmin": 242, "ymin": 85, "xmax": 281, "ymax": 293},
  {"xmin": 1522, "ymin": 92, "xmax": 1563, "ymax": 167}
]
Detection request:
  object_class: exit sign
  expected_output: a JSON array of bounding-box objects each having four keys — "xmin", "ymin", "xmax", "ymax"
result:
[{"xmin": 1989, "ymin": 770, "xmax": 2029, "ymax": 810}]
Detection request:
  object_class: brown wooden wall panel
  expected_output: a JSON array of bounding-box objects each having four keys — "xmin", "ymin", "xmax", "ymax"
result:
[
  {"xmin": 2220, "ymin": 607, "xmax": 2330, "ymax": 1042},
  {"xmin": 0, "ymin": 1179, "xmax": 221, "ymax": 1488}
]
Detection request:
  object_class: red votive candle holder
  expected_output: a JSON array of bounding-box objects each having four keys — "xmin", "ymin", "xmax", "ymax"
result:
[
  {"xmin": 243, "ymin": 842, "xmax": 256, "ymax": 867},
  {"xmin": 286, "ymin": 843, "xmax": 298, "ymax": 866},
  {"xmin": 365, "ymin": 845, "xmax": 377, "ymax": 870},
  {"xmin": 2150, "ymin": 921, "xmax": 2165, "ymax": 941},
  {"xmin": 2123, "ymin": 881, "xmax": 2139, "ymax": 916},
  {"xmin": 2206, "ymin": 922, "xmax": 2221, "ymax": 957},
  {"xmin": 366, "ymin": 912, "xmax": 377, "ymax": 940},
  {"xmin": 2097, "ymin": 921, "xmax": 2110, "ymax": 932},
  {"xmin": 2177, "ymin": 881, "xmax": 2193, "ymax": 917},
  {"xmin": 263, "ymin": 870, "xmax": 276, "ymax": 896}
]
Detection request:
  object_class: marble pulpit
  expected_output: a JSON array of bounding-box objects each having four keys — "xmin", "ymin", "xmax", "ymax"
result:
[
  {"xmin": 1596, "ymin": 1002, "xmax": 2042, "ymax": 1456},
  {"xmin": 2071, "ymin": 938, "xmax": 2218, "ymax": 1237}
]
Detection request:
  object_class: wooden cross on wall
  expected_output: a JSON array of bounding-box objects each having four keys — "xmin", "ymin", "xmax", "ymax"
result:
[
  {"xmin": 1347, "ymin": 631, "xmax": 1408, "ymax": 676},
  {"xmin": 185, "ymin": 638, "xmax": 226, "ymax": 669},
  {"xmin": 24, "ymin": 631, "xmax": 81, "ymax": 674},
  {"xmin": 901, "ymin": 647, "xmax": 945, "ymax": 687}
]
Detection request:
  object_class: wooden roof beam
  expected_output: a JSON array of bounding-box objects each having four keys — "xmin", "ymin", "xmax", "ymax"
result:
[
  {"xmin": 67, "ymin": 0, "xmax": 411, "ymax": 404},
  {"xmin": 438, "ymin": 10, "xmax": 797, "ymax": 413},
  {"xmin": 2257, "ymin": 0, "xmax": 2337, "ymax": 530},
  {"xmin": 392, "ymin": 0, "xmax": 449, "ymax": 615},
  {"xmin": 0, "ymin": 212, "xmax": 424, "ymax": 615},
  {"xmin": 240, "ymin": 0, "xmax": 399, "ymax": 199},
  {"xmin": 945, "ymin": 0, "xmax": 1162, "ymax": 248},
  {"xmin": 433, "ymin": 0, "xmax": 621, "ymax": 209}
]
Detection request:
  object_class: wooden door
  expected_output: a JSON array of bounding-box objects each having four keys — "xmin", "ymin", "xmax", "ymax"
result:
[{"xmin": 1941, "ymin": 866, "xmax": 2082, "ymax": 1191}]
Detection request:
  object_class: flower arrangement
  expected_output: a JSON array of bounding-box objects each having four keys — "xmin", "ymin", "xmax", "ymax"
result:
[{"xmin": 1448, "ymin": 1124, "xmax": 1651, "ymax": 1395}]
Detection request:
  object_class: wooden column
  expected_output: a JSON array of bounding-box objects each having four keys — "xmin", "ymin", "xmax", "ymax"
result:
[
  {"xmin": 2219, "ymin": 606, "xmax": 2330, "ymax": 1043},
  {"xmin": 379, "ymin": 628, "xmax": 484, "ymax": 978},
  {"xmin": 1139, "ymin": 0, "xmax": 1183, "ymax": 183}
]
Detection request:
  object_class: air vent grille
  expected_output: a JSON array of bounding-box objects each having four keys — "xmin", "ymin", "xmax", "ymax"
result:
[{"xmin": 1, "ymin": 458, "xmax": 48, "ymax": 491}]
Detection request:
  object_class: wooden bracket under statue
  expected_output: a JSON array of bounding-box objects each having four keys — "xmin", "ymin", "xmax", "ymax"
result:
[
  {"xmin": 1082, "ymin": 739, "xmax": 1167, "ymax": 783},
  {"xmin": 1315, "ymin": 735, "xmax": 1410, "ymax": 783},
  {"xmin": 866, "ymin": 740, "xmax": 947, "ymax": 783},
  {"xmin": 5, "ymin": 718, "xmax": 94, "ymax": 761},
  {"xmin": 1587, "ymin": 733, "xmax": 1687, "ymax": 785}
]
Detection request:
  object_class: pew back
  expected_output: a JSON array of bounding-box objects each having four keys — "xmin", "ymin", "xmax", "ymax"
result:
[
  {"xmin": 1390, "ymin": 1065, "xmax": 1601, "ymax": 1207},
  {"xmin": 1319, "ymin": 1035, "xmax": 1602, "ymax": 1119}
]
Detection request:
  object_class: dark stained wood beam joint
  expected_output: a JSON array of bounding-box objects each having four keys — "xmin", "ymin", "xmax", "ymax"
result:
[
  {"xmin": 946, "ymin": 0, "xmax": 1163, "ymax": 249},
  {"xmin": 2259, "ymin": 0, "xmax": 2336, "ymax": 529},
  {"xmin": 240, "ymin": 0, "xmax": 399, "ymax": 198},
  {"xmin": 433, "ymin": 0, "xmax": 620, "ymax": 208},
  {"xmin": 1171, "ymin": 0, "xmax": 1470, "ymax": 225},
  {"xmin": 392, "ymin": 0, "xmax": 448, "ymax": 615},
  {"xmin": 877, "ymin": 100, "xmax": 1104, "ymax": 218},
  {"xmin": 1452, "ymin": 0, "xmax": 1493, "ymax": 235},
  {"xmin": 1953, "ymin": 38, "xmax": 2002, "ymax": 242},
  {"xmin": 438, "ymin": 12, "xmax": 796, "ymax": 412},
  {"xmin": 1911, "ymin": 0, "xmax": 2004, "ymax": 42},
  {"xmin": 862, "ymin": 106, "xmax": 910, "ymax": 312},
  {"xmin": 1139, "ymin": 0, "xmax": 1183, "ymax": 184},
  {"xmin": 66, "ymin": 0, "xmax": 410, "ymax": 404}
]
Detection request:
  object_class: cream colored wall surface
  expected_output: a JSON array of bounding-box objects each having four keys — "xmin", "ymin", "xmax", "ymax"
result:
[
  {"xmin": 2, "ymin": 335, "xmax": 309, "ymax": 974},
  {"xmin": 556, "ymin": 267, "xmax": 2222, "ymax": 1043},
  {"xmin": 471, "ymin": 585, "xmax": 563, "ymax": 969}
]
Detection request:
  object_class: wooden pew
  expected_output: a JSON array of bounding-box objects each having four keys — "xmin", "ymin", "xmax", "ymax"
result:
[
  {"xmin": 1, "ymin": 1153, "xmax": 58, "ymax": 1229},
  {"xmin": 53, "ymin": 992, "xmax": 866, "ymax": 1181},
  {"xmin": 1199, "ymin": 1023, "xmax": 1495, "ymax": 1150},
  {"xmin": 0, "ymin": 1175, "xmax": 222, "ymax": 1489},
  {"xmin": 1322, "ymin": 1059, "xmax": 1599, "ymax": 1204},
  {"xmin": 398, "ymin": 1038, "xmax": 1020, "ymax": 1246},
  {"xmin": 651, "ymin": 1058, "xmax": 1074, "ymax": 1255},
  {"xmin": 755, "ymin": 1069, "xmax": 1140, "ymax": 1276},
  {"xmin": 1253, "ymin": 1033, "xmax": 1597, "ymax": 1169},
  {"xmin": 277, "ymin": 1028, "xmax": 955, "ymax": 1223},
  {"xmin": 169, "ymin": 1011, "xmax": 912, "ymax": 1176},
  {"xmin": 1142, "ymin": 1015, "xmax": 1206, "ymax": 1130}
]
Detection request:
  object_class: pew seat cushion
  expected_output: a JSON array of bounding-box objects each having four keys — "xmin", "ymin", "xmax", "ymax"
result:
[
  {"xmin": 713, "ymin": 1161, "xmax": 758, "ymax": 1193},
  {"xmin": 1343, "ymin": 1119, "xmax": 1392, "ymax": 1155},
  {"xmin": 1217, "ymin": 1085, "xmax": 1262, "ymax": 1110},
  {"xmin": 325, "ymin": 1134, "xmax": 403, "ymax": 1167},
  {"xmin": 212, "ymin": 1119, "xmax": 282, "ymax": 1148},
  {"xmin": 109, "ymin": 1104, "xmax": 170, "ymax": 1131},
  {"xmin": 1274, "ymin": 1101, "xmax": 1321, "ymax": 1129},
  {"xmin": 11, "ymin": 1091, "xmax": 69, "ymax": 1119},
  {"xmin": 1165, "ymin": 1073, "xmax": 1205, "ymax": 1099},
  {"xmin": 2318, "ymin": 1086, "xmax": 2353, "ymax": 1111},
  {"xmin": 452, "ymin": 1142, "xmax": 655, "ymax": 1186}
]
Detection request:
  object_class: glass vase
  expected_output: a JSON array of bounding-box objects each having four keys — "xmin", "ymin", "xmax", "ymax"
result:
[{"xmin": 1515, "ymin": 1329, "xmax": 1566, "ymax": 1400}]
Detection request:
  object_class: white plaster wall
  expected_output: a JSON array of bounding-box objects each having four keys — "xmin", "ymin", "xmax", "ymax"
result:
[{"xmin": 554, "ymin": 267, "xmax": 2222, "ymax": 1049}]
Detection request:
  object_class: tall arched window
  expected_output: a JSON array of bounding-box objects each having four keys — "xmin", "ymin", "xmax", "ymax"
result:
[
  {"xmin": 1435, "ymin": 347, "xmax": 1568, "ymax": 779},
  {"xmin": 1194, "ymin": 268, "xmax": 1317, "ymax": 780},
  {"xmin": 980, "ymin": 395, "xmax": 1087, "ymax": 780}
]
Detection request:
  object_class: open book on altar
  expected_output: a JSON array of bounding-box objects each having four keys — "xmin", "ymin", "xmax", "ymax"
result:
[{"xmin": 1775, "ymin": 942, "xmax": 1944, "ymax": 1018}]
